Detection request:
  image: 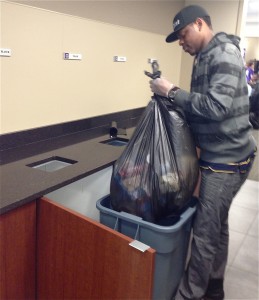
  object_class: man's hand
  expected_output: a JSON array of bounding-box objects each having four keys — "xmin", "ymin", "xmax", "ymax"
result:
[{"xmin": 149, "ymin": 77, "xmax": 174, "ymax": 97}]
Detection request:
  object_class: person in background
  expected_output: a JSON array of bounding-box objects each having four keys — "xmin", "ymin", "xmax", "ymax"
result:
[
  {"xmin": 245, "ymin": 59, "xmax": 255, "ymax": 85},
  {"xmin": 148, "ymin": 5, "xmax": 257, "ymax": 300},
  {"xmin": 249, "ymin": 72, "xmax": 259, "ymax": 92},
  {"xmin": 249, "ymin": 73, "xmax": 259, "ymax": 129}
]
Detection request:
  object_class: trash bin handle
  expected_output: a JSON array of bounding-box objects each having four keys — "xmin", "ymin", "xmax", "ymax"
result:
[
  {"xmin": 113, "ymin": 217, "xmax": 119, "ymax": 231},
  {"xmin": 113, "ymin": 216, "xmax": 140, "ymax": 240}
]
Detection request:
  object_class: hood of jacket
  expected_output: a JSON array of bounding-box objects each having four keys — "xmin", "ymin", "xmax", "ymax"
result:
[{"xmin": 201, "ymin": 32, "xmax": 241, "ymax": 55}]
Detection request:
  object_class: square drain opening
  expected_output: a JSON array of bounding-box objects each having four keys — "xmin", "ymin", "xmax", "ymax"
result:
[{"xmin": 27, "ymin": 156, "xmax": 77, "ymax": 172}]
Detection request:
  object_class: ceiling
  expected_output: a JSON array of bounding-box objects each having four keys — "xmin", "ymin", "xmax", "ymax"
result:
[{"xmin": 6, "ymin": 0, "xmax": 259, "ymax": 37}]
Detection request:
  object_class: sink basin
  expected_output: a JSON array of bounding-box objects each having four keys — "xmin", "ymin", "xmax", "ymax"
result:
[
  {"xmin": 27, "ymin": 156, "xmax": 77, "ymax": 172},
  {"xmin": 100, "ymin": 137, "xmax": 129, "ymax": 147}
]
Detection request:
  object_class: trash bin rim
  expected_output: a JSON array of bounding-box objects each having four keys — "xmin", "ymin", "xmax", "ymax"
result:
[{"xmin": 96, "ymin": 195, "xmax": 196, "ymax": 233}]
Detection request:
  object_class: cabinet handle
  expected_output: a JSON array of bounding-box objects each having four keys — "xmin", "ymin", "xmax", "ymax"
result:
[{"xmin": 129, "ymin": 240, "xmax": 150, "ymax": 252}]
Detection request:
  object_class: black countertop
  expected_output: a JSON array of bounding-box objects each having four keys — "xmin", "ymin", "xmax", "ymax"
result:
[{"xmin": 0, "ymin": 129, "xmax": 135, "ymax": 215}]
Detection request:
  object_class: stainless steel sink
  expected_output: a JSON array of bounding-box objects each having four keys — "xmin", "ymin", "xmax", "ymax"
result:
[
  {"xmin": 99, "ymin": 137, "xmax": 129, "ymax": 147},
  {"xmin": 27, "ymin": 156, "xmax": 77, "ymax": 172}
]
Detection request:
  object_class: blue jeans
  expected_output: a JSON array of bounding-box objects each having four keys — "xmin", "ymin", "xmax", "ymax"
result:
[{"xmin": 176, "ymin": 158, "xmax": 254, "ymax": 300}]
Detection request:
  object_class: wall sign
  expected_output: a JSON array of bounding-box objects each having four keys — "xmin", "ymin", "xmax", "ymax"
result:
[
  {"xmin": 64, "ymin": 53, "xmax": 82, "ymax": 60},
  {"xmin": 114, "ymin": 56, "xmax": 127, "ymax": 62},
  {"xmin": 0, "ymin": 48, "xmax": 11, "ymax": 57}
]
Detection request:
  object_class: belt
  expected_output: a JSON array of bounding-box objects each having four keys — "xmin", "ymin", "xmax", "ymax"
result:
[{"xmin": 200, "ymin": 151, "xmax": 256, "ymax": 174}]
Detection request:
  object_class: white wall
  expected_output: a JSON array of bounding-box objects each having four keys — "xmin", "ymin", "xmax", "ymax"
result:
[
  {"xmin": 0, "ymin": 1, "xmax": 182, "ymax": 134},
  {"xmin": 244, "ymin": 37, "xmax": 259, "ymax": 61},
  {"xmin": 0, "ymin": 0, "xmax": 245, "ymax": 134}
]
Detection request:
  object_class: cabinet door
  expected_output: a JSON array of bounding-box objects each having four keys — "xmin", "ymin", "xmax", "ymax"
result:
[
  {"xmin": 0, "ymin": 201, "xmax": 36, "ymax": 299},
  {"xmin": 37, "ymin": 197, "xmax": 155, "ymax": 299}
]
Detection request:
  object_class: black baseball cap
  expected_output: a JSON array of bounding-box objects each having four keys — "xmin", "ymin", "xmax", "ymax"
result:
[{"xmin": 166, "ymin": 5, "xmax": 209, "ymax": 43}]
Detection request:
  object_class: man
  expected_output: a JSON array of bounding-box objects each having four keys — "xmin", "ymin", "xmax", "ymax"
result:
[{"xmin": 149, "ymin": 5, "xmax": 257, "ymax": 300}]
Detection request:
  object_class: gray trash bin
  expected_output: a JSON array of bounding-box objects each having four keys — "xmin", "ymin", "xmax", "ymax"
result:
[{"xmin": 96, "ymin": 196, "xmax": 197, "ymax": 300}]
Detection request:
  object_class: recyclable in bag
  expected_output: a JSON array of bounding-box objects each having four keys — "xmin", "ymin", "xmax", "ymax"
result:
[{"xmin": 110, "ymin": 62, "xmax": 199, "ymax": 222}]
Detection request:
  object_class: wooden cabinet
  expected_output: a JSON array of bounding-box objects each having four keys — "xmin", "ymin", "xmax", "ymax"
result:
[
  {"xmin": 0, "ymin": 167, "xmax": 155, "ymax": 299},
  {"xmin": 0, "ymin": 201, "xmax": 36, "ymax": 300},
  {"xmin": 37, "ymin": 197, "xmax": 155, "ymax": 299}
]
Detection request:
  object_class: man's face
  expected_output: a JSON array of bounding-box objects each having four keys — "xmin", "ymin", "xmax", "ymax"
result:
[{"xmin": 177, "ymin": 22, "xmax": 202, "ymax": 56}]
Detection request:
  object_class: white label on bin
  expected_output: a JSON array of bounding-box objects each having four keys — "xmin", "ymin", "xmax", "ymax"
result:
[{"xmin": 129, "ymin": 240, "xmax": 150, "ymax": 252}]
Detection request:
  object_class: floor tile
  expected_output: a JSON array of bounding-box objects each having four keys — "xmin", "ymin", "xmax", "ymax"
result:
[
  {"xmin": 231, "ymin": 235, "xmax": 258, "ymax": 276},
  {"xmin": 232, "ymin": 179, "xmax": 259, "ymax": 210},
  {"xmin": 248, "ymin": 213, "xmax": 258, "ymax": 238},
  {"xmin": 224, "ymin": 266, "xmax": 259, "ymax": 299},
  {"xmin": 225, "ymin": 179, "xmax": 259, "ymax": 299},
  {"xmin": 229, "ymin": 205, "xmax": 257, "ymax": 234},
  {"xmin": 228, "ymin": 230, "xmax": 246, "ymax": 265}
]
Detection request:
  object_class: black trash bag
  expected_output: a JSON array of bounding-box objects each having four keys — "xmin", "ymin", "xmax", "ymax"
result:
[{"xmin": 110, "ymin": 95, "xmax": 199, "ymax": 222}]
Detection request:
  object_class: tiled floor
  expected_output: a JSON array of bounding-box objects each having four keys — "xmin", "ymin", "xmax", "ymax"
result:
[{"xmin": 224, "ymin": 179, "xmax": 259, "ymax": 299}]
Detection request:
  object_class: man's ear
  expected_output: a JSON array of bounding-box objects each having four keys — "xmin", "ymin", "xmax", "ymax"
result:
[{"xmin": 195, "ymin": 18, "xmax": 203, "ymax": 31}]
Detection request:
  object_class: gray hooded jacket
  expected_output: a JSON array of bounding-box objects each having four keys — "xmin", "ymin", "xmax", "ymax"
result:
[{"xmin": 174, "ymin": 32, "xmax": 256, "ymax": 163}]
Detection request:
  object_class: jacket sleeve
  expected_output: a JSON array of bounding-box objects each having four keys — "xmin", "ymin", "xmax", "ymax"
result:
[{"xmin": 173, "ymin": 44, "xmax": 247, "ymax": 121}]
